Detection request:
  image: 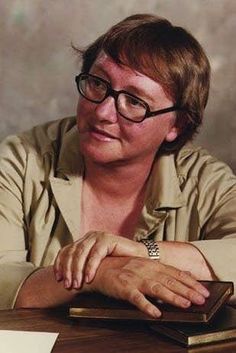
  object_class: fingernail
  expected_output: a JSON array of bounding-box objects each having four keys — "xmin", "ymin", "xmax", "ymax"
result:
[
  {"xmin": 85, "ymin": 275, "xmax": 90, "ymax": 283},
  {"xmin": 64, "ymin": 279, "xmax": 70, "ymax": 288},
  {"xmin": 182, "ymin": 300, "xmax": 191, "ymax": 308},
  {"xmin": 153, "ymin": 308, "xmax": 162, "ymax": 318},
  {"xmin": 73, "ymin": 280, "xmax": 79, "ymax": 289},
  {"xmin": 201, "ymin": 287, "xmax": 210, "ymax": 297},
  {"xmin": 55, "ymin": 272, "xmax": 62, "ymax": 281},
  {"xmin": 195, "ymin": 295, "xmax": 205, "ymax": 305}
]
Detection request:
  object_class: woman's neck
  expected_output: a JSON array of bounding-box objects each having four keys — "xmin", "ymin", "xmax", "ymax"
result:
[{"xmin": 83, "ymin": 157, "xmax": 154, "ymax": 202}]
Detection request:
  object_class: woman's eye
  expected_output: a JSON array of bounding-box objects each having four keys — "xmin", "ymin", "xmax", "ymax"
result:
[
  {"xmin": 91, "ymin": 78, "xmax": 103, "ymax": 88},
  {"xmin": 127, "ymin": 96, "xmax": 144, "ymax": 108}
]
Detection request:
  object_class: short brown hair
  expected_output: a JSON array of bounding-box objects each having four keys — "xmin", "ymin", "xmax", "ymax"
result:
[{"xmin": 76, "ymin": 14, "xmax": 210, "ymax": 152}]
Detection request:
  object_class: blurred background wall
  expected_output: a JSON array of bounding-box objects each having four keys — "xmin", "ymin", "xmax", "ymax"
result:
[{"xmin": 1, "ymin": 0, "xmax": 236, "ymax": 171}]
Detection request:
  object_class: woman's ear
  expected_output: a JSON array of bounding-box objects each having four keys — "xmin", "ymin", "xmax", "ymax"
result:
[{"xmin": 165, "ymin": 126, "xmax": 179, "ymax": 142}]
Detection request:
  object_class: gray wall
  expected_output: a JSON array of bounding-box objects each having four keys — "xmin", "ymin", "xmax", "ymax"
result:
[{"xmin": 1, "ymin": 0, "xmax": 236, "ymax": 171}]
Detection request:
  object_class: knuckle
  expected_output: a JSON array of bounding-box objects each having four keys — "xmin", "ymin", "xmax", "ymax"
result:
[
  {"xmin": 90, "ymin": 247, "xmax": 103, "ymax": 258},
  {"xmin": 151, "ymin": 282, "xmax": 162, "ymax": 295},
  {"xmin": 117, "ymin": 273, "xmax": 130, "ymax": 287},
  {"xmin": 165, "ymin": 277, "xmax": 176, "ymax": 288},
  {"xmin": 67, "ymin": 246, "xmax": 76, "ymax": 256},
  {"xmin": 177, "ymin": 270, "xmax": 188, "ymax": 281},
  {"xmin": 73, "ymin": 244, "xmax": 87, "ymax": 258},
  {"xmin": 77, "ymin": 242, "xmax": 86, "ymax": 253},
  {"xmin": 129, "ymin": 290, "xmax": 143, "ymax": 305},
  {"xmin": 184, "ymin": 271, "xmax": 192, "ymax": 277}
]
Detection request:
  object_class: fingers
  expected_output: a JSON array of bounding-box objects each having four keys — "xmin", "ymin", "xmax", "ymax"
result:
[
  {"xmin": 144, "ymin": 276, "xmax": 202, "ymax": 308},
  {"xmin": 112, "ymin": 272, "xmax": 162, "ymax": 318},
  {"xmin": 53, "ymin": 232, "xmax": 150, "ymax": 290},
  {"xmin": 139, "ymin": 267, "xmax": 209, "ymax": 309},
  {"xmin": 83, "ymin": 246, "xmax": 108, "ymax": 283},
  {"xmin": 53, "ymin": 232, "xmax": 113, "ymax": 289},
  {"xmin": 121, "ymin": 258, "xmax": 210, "ymax": 310},
  {"xmin": 127, "ymin": 288, "xmax": 162, "ymax": 318},
  {"xmin": 70, "ymin": 240, "xmax": 96, "ymax": 288},
  {"xmin": 53, "ymin": 237, "xmax": 97, "ymax": 289},
  {"xmin": 113, "ymin": 271, "xmax": 189, "ymax": 317},
  {"xmin": 163, "ymin": 266, "xmax": 210, "ymax": 299}
]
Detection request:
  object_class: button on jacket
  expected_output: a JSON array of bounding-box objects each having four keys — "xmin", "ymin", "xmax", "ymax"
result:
[{"xmin": 0, "ymin": 117, "xmax": 236, "ymax": 309}]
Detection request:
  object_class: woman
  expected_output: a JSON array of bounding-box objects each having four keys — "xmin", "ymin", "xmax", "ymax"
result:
[{"xmin": 1, "ymin": 14, "xmax": 235, "ymax": 316}]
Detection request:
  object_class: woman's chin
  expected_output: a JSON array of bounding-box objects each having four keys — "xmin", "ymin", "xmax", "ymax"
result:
[{"xmin": 80, "ymin": 143, "xmax": 122, "ymax": 165}]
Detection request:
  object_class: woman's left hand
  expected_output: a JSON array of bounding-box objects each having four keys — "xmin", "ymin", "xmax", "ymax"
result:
[{"xmin": 53, "ymin": 231, "xmax": 147, "ymax": 289}]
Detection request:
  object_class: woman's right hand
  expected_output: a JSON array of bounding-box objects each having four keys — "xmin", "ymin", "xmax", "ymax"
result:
[{"xmin": 53, "ymin": 231, "xmax": 147, "ymax": 289}]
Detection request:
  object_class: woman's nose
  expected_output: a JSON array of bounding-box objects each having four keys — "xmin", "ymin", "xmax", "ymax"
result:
[{"xmin": 94, "ymin": 96, "xmax": 118, "ymax": 123}]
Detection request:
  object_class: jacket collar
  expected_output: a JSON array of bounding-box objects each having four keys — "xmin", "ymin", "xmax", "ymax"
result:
[
  {"xmin": 55, "ymin": 124, "xmax": 84, "ymax": 178},
  {"xmin": 145, "ymin": 152, "xmax": 186, "ymax": 212}
]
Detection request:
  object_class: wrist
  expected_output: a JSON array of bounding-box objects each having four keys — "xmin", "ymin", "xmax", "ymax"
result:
[{"xmin": 136, "ymin": 241, "xmax": 150, "ymax": 258}]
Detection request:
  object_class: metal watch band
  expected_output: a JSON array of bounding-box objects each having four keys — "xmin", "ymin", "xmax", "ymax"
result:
[{"xmin": 140, "ymin": 239, "xmax": 160, "ymax": 260}]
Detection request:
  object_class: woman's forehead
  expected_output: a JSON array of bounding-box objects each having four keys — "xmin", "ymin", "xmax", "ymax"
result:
[
  {"xmin": 92, "ymin": 51, "xmax": 155, "ymax": 82},
  {"xmin": 91, "ymin": 52, "xmax": 172, "ymax": 105}
]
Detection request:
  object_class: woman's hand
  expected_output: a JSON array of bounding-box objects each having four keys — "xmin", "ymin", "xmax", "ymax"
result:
[
  {"xmin": 53, "ymin": 231, "xmax": 147, "ymax": 289},
  {"xmin": 90, "ymin": 256, "xmax": 210, "ymax": 318}
]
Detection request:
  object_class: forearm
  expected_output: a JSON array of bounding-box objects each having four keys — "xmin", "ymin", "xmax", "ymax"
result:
[
  {"xmin": 157, "ymin": 241, "xmax": 217, "ymax": 280},
  {"xmin": 14, "ymin": 266, "xmax": 90, "ymax": 308}
]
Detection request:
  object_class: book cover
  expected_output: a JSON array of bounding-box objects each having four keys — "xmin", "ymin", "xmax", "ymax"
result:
[
  {"xmin": 150, "ymin": 305, "xmax": 236, "ymax": 347},
  {"xmin": 69, "ymin": 280, "xmax": 233, "ymax": 323}
]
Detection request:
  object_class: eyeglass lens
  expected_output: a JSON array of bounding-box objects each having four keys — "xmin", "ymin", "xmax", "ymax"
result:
[{"xmin": 79, "ymin": 74, "xmax": 147, "ymax": 121}]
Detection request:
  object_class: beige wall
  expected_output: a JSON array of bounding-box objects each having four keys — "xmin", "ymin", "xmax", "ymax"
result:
[{"xmin": 1, "ymin": 0, "xmax": 236, "ymax": 171}]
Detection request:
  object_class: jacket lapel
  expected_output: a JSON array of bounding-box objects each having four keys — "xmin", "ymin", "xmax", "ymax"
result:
[
  {"xmin": 50, "ymin": 124, "xmax": 84, "ymax": 240},
  {"xmin": 50, "ymin": 175, "xmax": 83, "ymax": 240}
]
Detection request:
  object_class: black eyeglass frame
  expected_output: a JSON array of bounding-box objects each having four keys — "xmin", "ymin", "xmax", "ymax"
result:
[{"xmin": 75, "ymin": 73, "xmax": 181, "ymax": 123}]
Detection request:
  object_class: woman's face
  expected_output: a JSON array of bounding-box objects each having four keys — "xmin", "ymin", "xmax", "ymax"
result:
[{"xmin": 76, "ymin": 52, "xmax": 178, "ymax": 166}]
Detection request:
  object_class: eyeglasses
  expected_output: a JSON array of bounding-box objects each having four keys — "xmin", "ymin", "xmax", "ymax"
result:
[{"xmin": 75, "ymin": 73, "xmax": 181, "ymax": 123}]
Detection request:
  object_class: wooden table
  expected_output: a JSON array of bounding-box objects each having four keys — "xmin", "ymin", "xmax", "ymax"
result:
[{"xmin": 0, "ymin": 307, "xmax": 236, "ymax": 353}]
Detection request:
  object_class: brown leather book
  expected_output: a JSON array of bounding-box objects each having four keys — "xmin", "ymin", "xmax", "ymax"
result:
[
  {"xmin": 69, "ymin": 281, "xmax": 233, "ymax": 323},
  {"xmin": 150, "ymin": 305, "xmax": 236, "ymax": 347}
]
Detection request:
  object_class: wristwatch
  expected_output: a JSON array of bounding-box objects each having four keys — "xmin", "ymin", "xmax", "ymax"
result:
[{"xmin": 140, "ymin": 239, "xmax": 160, "ymax": 260}]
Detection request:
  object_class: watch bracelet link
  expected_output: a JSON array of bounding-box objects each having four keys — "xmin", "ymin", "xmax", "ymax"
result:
[{"xmin": 140, "ymin": 239, "xmax": 160, "ymax": 260}]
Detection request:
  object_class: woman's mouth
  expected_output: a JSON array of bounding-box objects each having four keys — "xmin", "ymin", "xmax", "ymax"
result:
[{"xmin": 89, "ymin": 126, "xmax": 118, "ymax": 142}]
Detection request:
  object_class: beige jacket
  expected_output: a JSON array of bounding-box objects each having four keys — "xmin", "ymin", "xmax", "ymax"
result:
[{"xmin": 0, "ymin": 117, "xmax": 236, "ymax": 309}]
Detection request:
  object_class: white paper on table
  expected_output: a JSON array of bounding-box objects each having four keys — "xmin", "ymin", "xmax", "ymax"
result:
[{"xmin": 0, "ymin": 330, "xmax": 59, "ymax": 353}]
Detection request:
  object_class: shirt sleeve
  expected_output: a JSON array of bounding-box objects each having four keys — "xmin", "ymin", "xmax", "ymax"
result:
[
  {"xmin": 191, "ymin": 158, "xmax": 236, "ymax": 303},
  {"xmin": 0, "ymin": 135, "xmax": 37, "ymax": 309}
]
